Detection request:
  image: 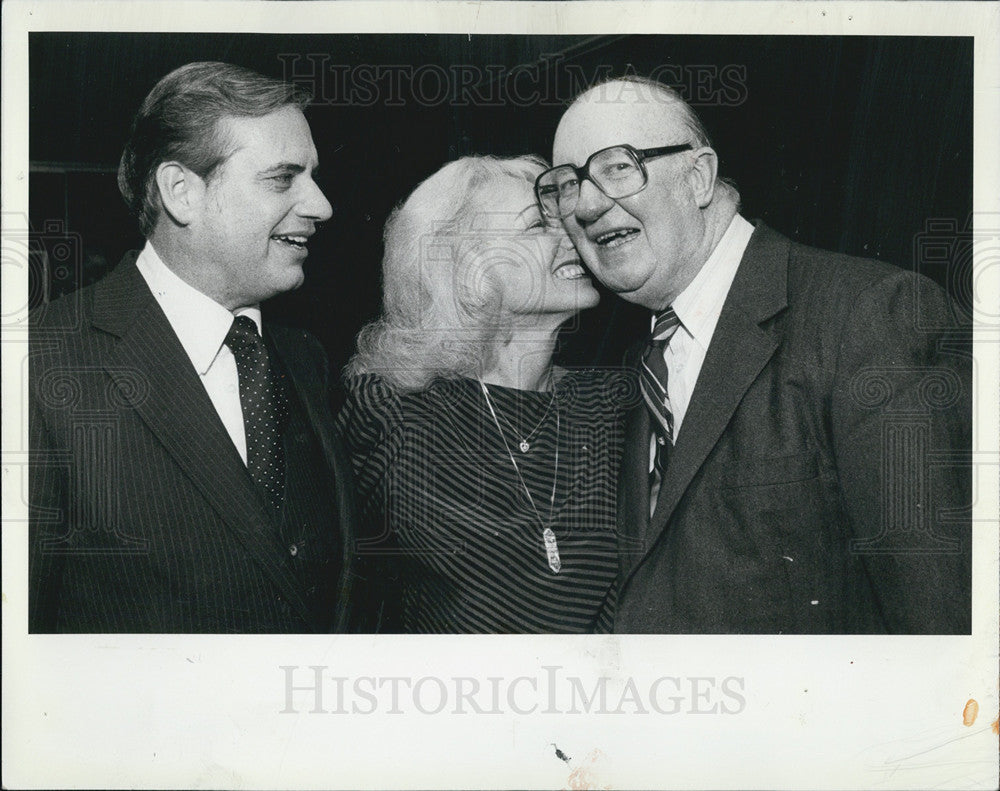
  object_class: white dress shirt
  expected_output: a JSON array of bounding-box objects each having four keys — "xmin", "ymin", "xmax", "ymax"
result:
[
  {"xmin": 135, "ymin": 242, "xmax": 261, "ymax": 465},
  {"xmin": 648, "ymin": 214, "xmax": 755, "ymax": 498}
]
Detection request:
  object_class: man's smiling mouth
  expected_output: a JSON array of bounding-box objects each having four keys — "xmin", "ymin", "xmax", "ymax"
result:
[
  {"xmin": 271, "ymin": 233, "xmax": 310, "ymax": 250},
  {"xmin": 595, "ymin": 228, "xmax": 640, "ymax": 248}
]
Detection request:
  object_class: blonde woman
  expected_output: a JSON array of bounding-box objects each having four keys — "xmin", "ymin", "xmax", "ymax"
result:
[{"xmin": 337, "ymin": 155, "xmax": 631, "ymax": 633}]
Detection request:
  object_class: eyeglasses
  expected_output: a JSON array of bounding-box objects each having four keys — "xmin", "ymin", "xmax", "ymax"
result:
[{"xmin": 534, "ymin": 143, "xmax": 693, "ymax": 219}]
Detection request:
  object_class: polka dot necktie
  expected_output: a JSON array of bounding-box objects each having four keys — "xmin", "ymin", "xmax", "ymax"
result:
[
  {"xmin": 224, "ymin": 316, "xmax": 287, "ymax": 511},
  {"xmin": 639, "ymin": 306, "xmax": 681, "ymax": 484}
]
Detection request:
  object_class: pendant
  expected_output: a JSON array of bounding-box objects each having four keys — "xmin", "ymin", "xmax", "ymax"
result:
[
  {"xmin": 519, "ymin": 440, "xmax": 530, "ymax": 453},
  {"xmin": 543, "ymin": 527, "xmax": 561, "ymax": 573}
]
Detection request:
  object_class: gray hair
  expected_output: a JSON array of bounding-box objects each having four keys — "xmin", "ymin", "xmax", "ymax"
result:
[{"xmin": 345, "ymin": 154, "xmax": 548, "ymax": 393}]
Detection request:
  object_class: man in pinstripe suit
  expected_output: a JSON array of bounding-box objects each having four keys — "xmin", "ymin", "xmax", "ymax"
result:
[{"xmin": 29, "ymin": 62, "xmax": 359, "ymax": 632}]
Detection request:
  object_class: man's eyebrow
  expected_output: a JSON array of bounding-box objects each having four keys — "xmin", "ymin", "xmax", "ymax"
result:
[{"xmin": 257, "ymin": 162, "xmax": 311, "ymax": 177}]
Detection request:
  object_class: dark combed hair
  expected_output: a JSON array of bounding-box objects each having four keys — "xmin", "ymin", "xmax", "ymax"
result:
[{"xmin": 117, "ymin": 61, "xmax": 312, "ymax": 237}]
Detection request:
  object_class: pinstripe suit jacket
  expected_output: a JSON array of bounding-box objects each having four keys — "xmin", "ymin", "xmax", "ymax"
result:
[
  {"xmin": 28, "ymin": 253, "xmax": 358, "ymax": 633},
  {"xmin": 614, "ymin": 224, "xmax": 972, "ymax": 634}
]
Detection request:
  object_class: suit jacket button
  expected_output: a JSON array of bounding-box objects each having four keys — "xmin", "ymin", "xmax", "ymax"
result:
[{"xmin": 289, "ymin": 544, "xmax": 298, "ymax": 557}]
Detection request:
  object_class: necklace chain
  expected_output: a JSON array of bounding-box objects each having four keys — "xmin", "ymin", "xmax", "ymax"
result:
[
  {"xmin": 480, "ymin": 380, "xmax": 562, "ymax": 573},
  {"xmin": 490, "ymin": 390, "xmax": 556, "ymax": 452}
]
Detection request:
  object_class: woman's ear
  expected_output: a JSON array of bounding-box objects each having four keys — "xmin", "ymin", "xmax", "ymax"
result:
[
  {"xmin": 154, "ymin": 161, "xmax": 205, "ymax": 227},
  {"xmin": 686, "ymin": 147, "xmax": 719, "ymax": 208}
]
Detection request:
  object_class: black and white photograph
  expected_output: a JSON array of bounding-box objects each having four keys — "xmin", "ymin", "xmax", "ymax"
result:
[{"xmin": 3, "ymin": 1, "xmax": 998, "ymax": 789}]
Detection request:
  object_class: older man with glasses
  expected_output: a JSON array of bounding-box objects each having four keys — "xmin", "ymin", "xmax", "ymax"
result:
[{"xmin": 538, "ymin": 75, "xmax": 972, "ymax": 635}]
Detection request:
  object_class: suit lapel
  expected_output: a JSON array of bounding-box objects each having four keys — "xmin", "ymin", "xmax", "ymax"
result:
[
  {"xmin": 270, "ymin": 326, "xmax": 358, "ymax": 632},
  {"xmin": 617, "ymin": 343, "xmax": 652, "ymax": 580},
  {"xmin": 270, "ymin": 327, "xmax": 333, "ymax": 470},
  {"xmin": 93, "ymin": 258, "xmax": 314, "ymax": 626},
  {"xmin": 620, "ymin": 224, "xmax": 791, "ymax": 588}
]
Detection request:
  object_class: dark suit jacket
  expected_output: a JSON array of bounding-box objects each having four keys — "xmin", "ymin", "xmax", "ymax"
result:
[
  {"xmin": 615, "ymin": 223, "xmax": 972, "ymax": 634},
  {"xmin": 29, "ymin": 253, "xmax": 359, "ymax": 633}
]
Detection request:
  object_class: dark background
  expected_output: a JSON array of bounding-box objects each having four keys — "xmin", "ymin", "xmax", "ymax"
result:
[{"xmin": 29, "ymin": 33, "xmax": 973, "ymax": 380}]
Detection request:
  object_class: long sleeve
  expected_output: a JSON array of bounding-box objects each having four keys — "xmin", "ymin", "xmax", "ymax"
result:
[{"xmin": 830, "ymin": 269, "xmax": 972, "ymax": 633}]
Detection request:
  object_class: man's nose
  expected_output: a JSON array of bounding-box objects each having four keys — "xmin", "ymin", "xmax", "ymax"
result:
[
  {"xmin": 573, "ymin": 179, "xmax": 614, "ymax": 223},
  {"xmin": 299, "ymin": 179, "xmax": 333, "ymax": 222}
]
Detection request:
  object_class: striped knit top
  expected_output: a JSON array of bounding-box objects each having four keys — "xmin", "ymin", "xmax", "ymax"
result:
[{"xmin": 337, "ymin": 369, "xmax": 631, "ymax": 633}]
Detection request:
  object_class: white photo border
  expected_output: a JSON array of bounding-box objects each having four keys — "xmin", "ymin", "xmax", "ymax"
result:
[{"xmin": 3, "ymin": 2, "xmax": 998, "ymax": 789}]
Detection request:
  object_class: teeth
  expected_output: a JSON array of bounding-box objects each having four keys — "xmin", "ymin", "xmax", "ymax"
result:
[
  {"xmin": 554, "ymin": 264, "xmax": 587, "ymax": 280},
  {"xmin": 272, "ymin": 234, "xmax": 309, "ymax": 246},
  {"xmin": 595, "ymin": 228, "xmax": 637, "ymax": 246}
]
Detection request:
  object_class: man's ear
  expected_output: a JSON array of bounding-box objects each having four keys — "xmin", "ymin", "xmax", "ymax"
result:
[
  {"xmin": 154, "ymin": 162, "xmax": 205, "ymax": 226},
  {"xmin": 686, "ymin": 147, "xmax": 719, "ymax": 208}
]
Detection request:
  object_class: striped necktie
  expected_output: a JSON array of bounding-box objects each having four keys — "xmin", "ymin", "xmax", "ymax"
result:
[{"xmin": 640, "ymin": 307, "xmax": 681, "ymax": 481}]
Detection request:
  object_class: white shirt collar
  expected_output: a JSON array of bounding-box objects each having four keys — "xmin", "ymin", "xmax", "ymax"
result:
[
  {"xmin": 666, "ymin": 214, "xmax": 755, "ymax": 347},
  {"xmin": 135, "ymin": 242, "xmax": 262, "ymax": 375}
]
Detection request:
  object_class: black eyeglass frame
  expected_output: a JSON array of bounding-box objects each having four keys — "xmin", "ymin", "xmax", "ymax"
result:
[{"xmin": 534, "ymin": 143, "xmax": 694, "ymax": 218}]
